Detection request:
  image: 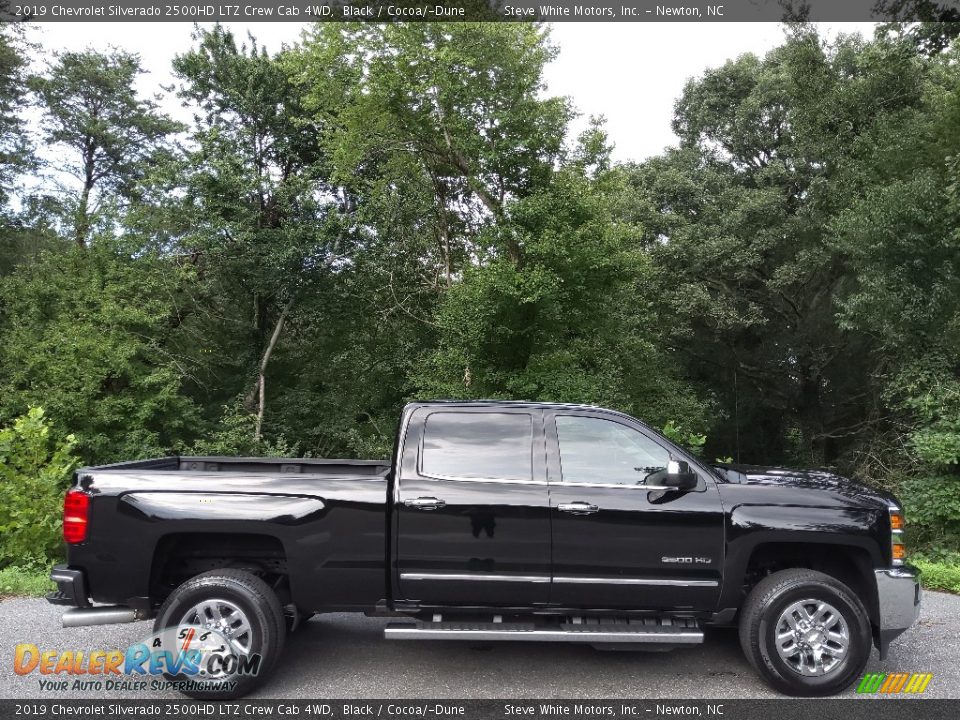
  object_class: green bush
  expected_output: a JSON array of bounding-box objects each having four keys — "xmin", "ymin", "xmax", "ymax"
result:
[
  {"xmin": 186, "ymin": 398, "xmax": 296, "ymax": 458},
  {"xmin": 0, "ymin": 564, "xmax": 55, "ymax": 597},
  {"xmin": 0, "ymin": 407, "xmax": 79, "ymax": 568},
  {"xmin": 884, "ymin": 359, "xmax": 960, "ymax": 553},
  {"xmin": 899, "ymin": 474, "xmax": 960, "ymax": 551},
  {"xmin": 913, "ymin": 552, "xmax": 960, "ymax": 594}
]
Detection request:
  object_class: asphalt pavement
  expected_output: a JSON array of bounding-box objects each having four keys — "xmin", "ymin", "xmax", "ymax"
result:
[{"xmin": 1, "ymin": 591, "xmax": 957, "ymax": 699}]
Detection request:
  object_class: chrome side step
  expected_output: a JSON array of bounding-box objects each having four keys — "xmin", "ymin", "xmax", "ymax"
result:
[{"xmin": 384, "ymin": 617, "xmax": 703, "ymax": 644}]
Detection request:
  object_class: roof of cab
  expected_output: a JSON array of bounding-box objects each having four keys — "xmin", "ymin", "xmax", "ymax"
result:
[{"xmin": 403, "ymin": 399, "xmax": 631, "ymax": 415}]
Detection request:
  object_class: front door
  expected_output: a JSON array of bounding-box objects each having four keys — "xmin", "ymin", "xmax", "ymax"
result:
[
  {"xmin": 546, "ymin": 410, "xmax": 724, "ymax": 610},
  {"xmin": 395, "ymin": 407, "xmax": 551, "ymax": 606}
]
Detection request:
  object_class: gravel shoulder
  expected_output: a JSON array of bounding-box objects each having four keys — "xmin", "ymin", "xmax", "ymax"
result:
[{"xmin": 1, "ymin": 591, "xmax": 957, "ymax": 699}]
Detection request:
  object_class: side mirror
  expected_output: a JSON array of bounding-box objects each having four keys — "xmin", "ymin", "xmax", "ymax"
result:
[{"xmin": 664, "ymin": 459, "xmax": 698, "ymax": 491}]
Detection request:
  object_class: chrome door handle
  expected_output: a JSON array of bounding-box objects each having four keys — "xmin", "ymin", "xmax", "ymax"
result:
[
  {"xmin": 404, "ymin": 497, "xmax": 446, "ymax": 511},
  {"xmin": 557, "ymin": 502, "xmax": 599, "ymax": 515}
]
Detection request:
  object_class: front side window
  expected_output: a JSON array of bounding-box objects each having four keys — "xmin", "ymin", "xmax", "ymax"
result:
[
  {"xmin": 555, "ymin": 415, "xmax": 670, "ymax": 486},
  {"xmin": 421, "ymin": 412, "xmax": 532, "ymax": 481}
]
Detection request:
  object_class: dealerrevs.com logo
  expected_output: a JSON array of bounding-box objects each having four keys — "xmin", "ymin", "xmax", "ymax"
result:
[
  {"xmin": 856, "ymin": 672, "xmax": 933, "ymax": 694},
  {"xmin": 13, "ymin": 625, "xmax": 261, "ymax": 694}
]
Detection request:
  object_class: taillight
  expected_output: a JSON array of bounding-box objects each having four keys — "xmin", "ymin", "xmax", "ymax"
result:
[{"xmin": 63, "ymin": 490, "xmax": 89, "ymax": 544}]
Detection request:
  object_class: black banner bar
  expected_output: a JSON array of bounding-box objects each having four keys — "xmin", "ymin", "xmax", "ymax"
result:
[
  {"xmin": 2, "ymin": 699, "xmax": 957, "ymax": 720},
  {"xmin": 1, "ymin": 0, "xmax": 960, "ymax": 23}
]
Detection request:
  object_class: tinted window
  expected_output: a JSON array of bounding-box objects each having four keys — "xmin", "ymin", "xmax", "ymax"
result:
[
  {"xmin": 421, "ymin": 412, "xmax": 532, "ymax": 481},
  {"xmin": 556, "ymin": 415, "xmax": 670, "ymax": 485}
]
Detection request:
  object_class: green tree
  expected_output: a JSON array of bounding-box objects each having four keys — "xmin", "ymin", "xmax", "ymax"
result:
[
  {"xmin": 0, "ymin": 243, "xmax": 203, "ymax": 462},
  {"xmin": 29, "ymin": 50, "xmax": 181, "ymax": 247},
  {"xmin": 877, "ymin": 1, "xmax": 960, "ymax": 55},
  {"xmin": 827, "ymin": 39, "xmax": 960, "ymax": 545},
  {"xmin": 165, "ymin": 26, "xmax": 337, "ymax": 444},
  {"xmin": 0, "ymin": 25, "xmax": 40, "ymax": 277},
  {"xmin": 415, "ymin": 148, "xmax": 711, "ymax": 434},
  {"xmin": 293, "ymin": 25, "xmax": 710, "ymax": 435},
  {"xmin": 294, "ymin": 22, "xmax": 570, "ymax": 284},
  {"xmin": 0, "ymin": 25, "xmax": 31, "ymax": 210},
  {"xmin": 624, "ymin": 30, "xmax": 931, "ymax": 465}
]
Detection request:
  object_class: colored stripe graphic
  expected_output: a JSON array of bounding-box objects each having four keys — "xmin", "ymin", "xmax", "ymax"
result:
[
  {"xmin": 880, "ymin": 673, "xmax": 907, "ymax": 693},
  {"xmin": 856, "ymin": 672, "xmax": 932, "ymax": 694},
  {"xmin": 857, "ymin": 673, "xmax": 885, "ymax": 693},
  {"xmin": 903, "ymin": 673, "xmax": 933, "ymax": 694}
]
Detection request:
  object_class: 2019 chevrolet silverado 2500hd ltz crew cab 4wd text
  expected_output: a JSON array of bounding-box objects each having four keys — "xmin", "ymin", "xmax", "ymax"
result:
[{"xmin": 48, "ymin": 401, "xmax": 920, "ymax": 698}]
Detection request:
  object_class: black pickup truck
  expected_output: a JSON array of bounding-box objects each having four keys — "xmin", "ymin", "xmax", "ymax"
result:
[{"xmin": 49, "ymin": 401, "xmax": 920, "ymax": 698}]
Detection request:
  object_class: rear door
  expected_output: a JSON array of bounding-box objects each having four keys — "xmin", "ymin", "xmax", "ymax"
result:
[
  {"xmin": 546, "ymin": 409, "xmax": 724, "ymax": 610},
  {"xmin": 394, "ymin": 406, "xmax": 551, "ymax": 606}
]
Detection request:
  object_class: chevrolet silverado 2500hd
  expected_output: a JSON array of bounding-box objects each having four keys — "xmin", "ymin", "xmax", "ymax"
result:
[{"xmin": 48, "ymin": 401, "xmax": 920, "ymax": 697}]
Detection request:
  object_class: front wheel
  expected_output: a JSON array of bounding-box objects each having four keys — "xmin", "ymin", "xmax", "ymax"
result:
[
  {"xmin": 739, "ymin": 569, "xmax": 872, "ymax": 696},
  {"xmin": 153, "ymin": 569, "xmax": 286, "ymax": 699}
]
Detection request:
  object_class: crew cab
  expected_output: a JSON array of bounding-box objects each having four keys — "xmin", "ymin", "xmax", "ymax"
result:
[{"xmin": 49, "ymin": 401, "xmax": 920, "ymax": 697}]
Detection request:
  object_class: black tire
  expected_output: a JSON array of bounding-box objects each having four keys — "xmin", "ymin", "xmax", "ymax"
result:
[
  {"xmin": 153, "ymin": 569, "xmax": 286, "ymax": 699},
  {"xmin": 738, "ymin": 568, "xmax": 871, "ymax": 697}
]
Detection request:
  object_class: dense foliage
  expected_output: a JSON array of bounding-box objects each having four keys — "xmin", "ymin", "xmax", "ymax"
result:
[
  {"xmin": 0, "ymin": 408, "xmax": 78, "ymax": 568},
  {"xmin": 0, "ymin": 22, "xmax": 958, "ymax": 571}
]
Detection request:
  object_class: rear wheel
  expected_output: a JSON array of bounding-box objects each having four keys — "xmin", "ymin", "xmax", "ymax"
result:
[
  {"xmin": 739, "ymin": 569, "xmax": 871, "ymax": 696},
  {"xmin": 153, "ymin": 569, "xmax": 286, "ymax": 699}
]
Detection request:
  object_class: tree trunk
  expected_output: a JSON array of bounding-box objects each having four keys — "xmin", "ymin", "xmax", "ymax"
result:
[
  {"xmin": 442, "ymin": 216, "xmax": 452, "ymax": 287},
  {"xmin": 254, "ymin": 301, "xmax": 292, "ymax": 441},
  {"xmin": 75, "ymin": 148, "xmax": 96, "ymax": 248},
  {"xmin": 75, "ymin": 183, "xmax": 92, "ymax": 248}
]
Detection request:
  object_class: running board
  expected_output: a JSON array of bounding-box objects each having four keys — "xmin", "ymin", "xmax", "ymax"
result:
[{"xmin": 384, "ymin": 617, "xmax": 703, "ymax": 644}]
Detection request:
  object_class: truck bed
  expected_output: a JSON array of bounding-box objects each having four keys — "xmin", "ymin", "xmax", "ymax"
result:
[{"xmin": 68, "ymin": 455, "xmax": 391, "ymax": 612}]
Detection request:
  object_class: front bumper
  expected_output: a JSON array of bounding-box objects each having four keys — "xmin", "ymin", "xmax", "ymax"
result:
[{"xmin": 874, "ymin": 565, "xmax": 921, "ymax": 659}]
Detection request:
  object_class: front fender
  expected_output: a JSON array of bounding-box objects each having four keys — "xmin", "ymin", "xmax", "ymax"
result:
[{"xmin": 719, "ymin": 503, "xmax": 886, "ymax": 609}]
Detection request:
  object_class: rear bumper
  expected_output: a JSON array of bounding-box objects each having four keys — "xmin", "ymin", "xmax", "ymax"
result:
[
  {"xmin": 46, "ymin": 565, "xmax": 89, "ymax": 608},
  {"xmin": 48, "ymin": 564, "xmax": 151, "ymax": 627},
  {"xmin": 873, "ymin": 565, "xmax": 921, "ymax": 658}
]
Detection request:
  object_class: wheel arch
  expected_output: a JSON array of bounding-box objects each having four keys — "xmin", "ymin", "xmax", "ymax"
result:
[
  {"xmin": 149, "ymin": 532, "xmax": 290, "ymax": 608},
  {"xmin": 723, "ymin": 537, "xmax": 879, "ymax": 629}
]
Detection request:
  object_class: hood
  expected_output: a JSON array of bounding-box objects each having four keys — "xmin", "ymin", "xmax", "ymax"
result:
[{"xmin": 713, "ymin": 463, "xmax": 899, "ymax": 509}]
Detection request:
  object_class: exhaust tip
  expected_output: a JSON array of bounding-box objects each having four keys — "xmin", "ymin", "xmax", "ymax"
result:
[{"xmin": 62, "ymin": 606, "xmax": 140, "ymax": 628}]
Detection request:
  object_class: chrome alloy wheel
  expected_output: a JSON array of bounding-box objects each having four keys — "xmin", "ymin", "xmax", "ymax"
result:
[
  {"xmin": 774, "ymin": 598, "xmax": 850, "ymax": 676},
  {"xmin": 179, "ymin": 598, "xmax": 253, "ymax": 657}
]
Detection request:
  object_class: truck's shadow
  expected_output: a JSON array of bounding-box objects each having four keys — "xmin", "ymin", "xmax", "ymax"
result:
[
  {"xmin": 264, "ymin": 615, "xmax": 765, "ymax": 699},
  {"xmin": 266, "ymin": 613, "xmax": 927, "ymax": 699}
]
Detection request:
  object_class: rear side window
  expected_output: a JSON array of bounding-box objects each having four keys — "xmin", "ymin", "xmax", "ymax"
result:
[{"xmin": 421, "ymin": 412, "xmax": 532, "ymax": 481}]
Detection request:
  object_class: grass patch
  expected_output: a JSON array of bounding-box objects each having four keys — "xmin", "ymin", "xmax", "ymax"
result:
[
  {"xmin": 913, "ymin": 554, "xmax": 960, "ymax": 594},
  {"xmin": 0, "ymin": 564, "xmax": 54, "ymax": 598}
]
